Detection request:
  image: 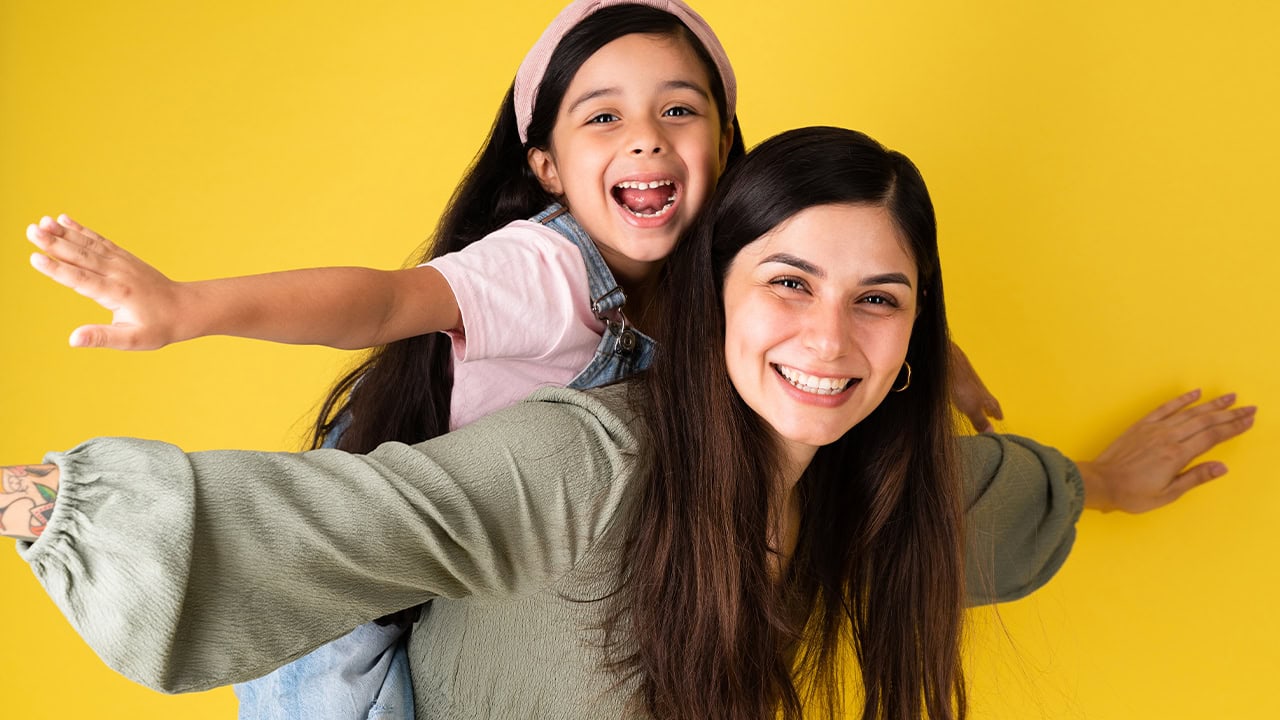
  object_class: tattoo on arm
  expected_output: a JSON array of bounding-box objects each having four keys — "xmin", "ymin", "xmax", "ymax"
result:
[{"xmin": 1, "ymin": 465, "xmax": 60, "ymax": 542}]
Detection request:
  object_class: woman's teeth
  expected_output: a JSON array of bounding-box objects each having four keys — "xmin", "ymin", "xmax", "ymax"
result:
[
  {"xmin": 613, "ymin": 180, "xmax": 676, "ymax": 218},
  {"xmin": 774, "ymin": 364, "xmax": 854, "ymax": 395}
]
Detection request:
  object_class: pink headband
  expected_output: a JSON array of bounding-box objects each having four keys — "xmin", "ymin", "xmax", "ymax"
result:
[{"xmin": 513, "ymin": 0, "xmax": 737, "ymax": 144}]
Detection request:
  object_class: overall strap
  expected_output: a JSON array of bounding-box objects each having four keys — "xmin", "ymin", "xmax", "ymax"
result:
[
  {"xmin": 531, "ymin": 204, "xmax": 627, "ymax": 319},
  {"xmin": 531, "ymin": 204, "xmax": 654, "ymax": 385}
]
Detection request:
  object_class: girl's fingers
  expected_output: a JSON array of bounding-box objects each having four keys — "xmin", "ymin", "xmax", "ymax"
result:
[
  {"xmin": 56, "ymin": 214, "xmax": 116, "ymax": 250},
  {"xmin": 29, "ymin": 253, "xmax": 115, "ymax": 304},
  {"xmin": 70, "ymin": 324, "xmax": 159, "ymax": 351},
  {"xmin": 69, "ymin": 324, "xmax": 147, "ymax": 350},
  {"xmin": 37, "ymin": 216, "xmax": 95, "ymax": 253},
  {"xmin": 56, "ymin": 214, "xmax": 85, "ymax": 232},
  {"xmin": 32, "ymin": 215, "xmax": 119, "ymax": 259},
  {"xmin": 28, "ymin": 223, "xmax": 110, "ymax": 273}
]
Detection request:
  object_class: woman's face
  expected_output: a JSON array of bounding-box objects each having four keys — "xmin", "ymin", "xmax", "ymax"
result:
[{"xmin": 721, "ymin": 202, "xmax": 919, "ymax": 468}]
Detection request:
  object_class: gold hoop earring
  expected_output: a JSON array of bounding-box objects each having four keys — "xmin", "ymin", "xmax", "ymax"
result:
[{"xmin": 891, "ymin": 361, "xmax": 912, "ymax": 393}]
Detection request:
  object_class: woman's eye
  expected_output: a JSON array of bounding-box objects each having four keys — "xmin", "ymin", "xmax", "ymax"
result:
[
  {"xmin": 771, "ymin": 277, "xmax": 806, "ymax": 292},
  {"xmin": 859, "ymin": 294, "xmax": 899, "ymax": 308},
  {"xmin": 587, "ymin": 113, "xmax": 619, "ymax": 124}
]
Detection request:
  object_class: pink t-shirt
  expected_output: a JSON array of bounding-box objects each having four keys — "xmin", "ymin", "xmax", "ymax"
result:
[{"xmin": 427, "ymin": 220, "xmax": 605, "ymax": 430}]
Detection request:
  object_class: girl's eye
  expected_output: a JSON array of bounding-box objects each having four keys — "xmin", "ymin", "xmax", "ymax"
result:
[
  {"xmin": 587, "ymin": 113, "xmax": 619, "ymax": 124},
  {"xmin": 663, "ymin": 106, "xmax": 694, "ymax": 117}
]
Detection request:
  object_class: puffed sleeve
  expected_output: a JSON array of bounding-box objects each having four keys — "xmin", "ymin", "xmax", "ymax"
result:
[
  {"xmin": 959, "ymin": 433, "xmax": 1085, "ymax": 606},
  {"xmin": 17, "ymin": 387, "xmax": 639, "ymax": 694}
]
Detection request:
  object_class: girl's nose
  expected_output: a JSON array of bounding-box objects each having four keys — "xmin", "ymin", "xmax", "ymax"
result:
[{"xmin": 628, "ymin": 118, "xmax": 665, "ymax": 155}]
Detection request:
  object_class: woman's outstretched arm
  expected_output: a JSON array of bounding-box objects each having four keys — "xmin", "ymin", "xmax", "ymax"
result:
[
  {"xmin": 0, "ymin": 465, "xmax": 59, "ymax": 542},
  {"xmin": 962, "ymin": 388, "xmax": 1255, "ymax": 605},
  {"xmin": 3, "ymin": 387, "xmax": 638, "ymax": 693}
]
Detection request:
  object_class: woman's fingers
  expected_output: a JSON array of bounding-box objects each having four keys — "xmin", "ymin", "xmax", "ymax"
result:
[
  {"xmin": 1160, "ymin": 461, "xmax": 1231, "ymax": 506},
  {"xmin": 1084, "ymin": 389, "xmax": 1256, "ymax": 513},
  {"xmin": 1174, "ymin": 405, "xmax": 1257, "ymax": 461},
  {"xmin": 1138, "ymin": 388, "xmax": 1203, "ymax": 424}
]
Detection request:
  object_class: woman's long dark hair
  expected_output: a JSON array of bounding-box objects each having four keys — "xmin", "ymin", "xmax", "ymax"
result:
[
  {"xmin": 615, "ymin": 126, "xmax": 964, "ymax": 720},
  {"xmin": 309, "ymin": 5, "xmax": 744, "ymax": 452}
]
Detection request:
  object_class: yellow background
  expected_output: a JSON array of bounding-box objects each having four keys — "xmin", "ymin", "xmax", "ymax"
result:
[{"xmin": 2, "ymin": 1, "xmax": 1276, "ymax": 717}]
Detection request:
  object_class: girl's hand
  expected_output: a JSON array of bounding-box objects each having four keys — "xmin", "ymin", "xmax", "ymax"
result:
[
  {"xmin": 948, "ymin": 341, "xmax": 1004, "ymax": 433},
  {"xmin": 1076, "ymin": 389, "xmax": 1257, "ymax": 513},
  {"xmin": 27, "ymin": 215, "xmax": 187, "ymax": 350}
]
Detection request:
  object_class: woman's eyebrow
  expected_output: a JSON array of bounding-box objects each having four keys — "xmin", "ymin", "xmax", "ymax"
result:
[
  {"xmin": 760, "ymin": 255, "xmax": 913, "ymax": 289},
  {"xmin": 760, "ymin": 253, "xmax": 823, "ymax": 277},
  {"xmin": 862, "ymin": 272, "xmax": 912, "ymax": 288}
]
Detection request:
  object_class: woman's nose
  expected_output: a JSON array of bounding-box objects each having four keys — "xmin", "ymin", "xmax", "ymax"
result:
[{"xmin": 801, "ymin": 305, "xmax": 852, "ymax": 361}]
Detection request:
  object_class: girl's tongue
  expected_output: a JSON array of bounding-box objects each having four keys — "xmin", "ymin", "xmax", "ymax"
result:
[{"xmin": 613, "ymin": 182, "xmax": 676, "ymax": 216}]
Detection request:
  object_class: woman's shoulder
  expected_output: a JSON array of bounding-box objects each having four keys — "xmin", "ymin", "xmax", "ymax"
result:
[{"xmin": 506, "ymin": 384, "xmax": 643, "ymax": 453}]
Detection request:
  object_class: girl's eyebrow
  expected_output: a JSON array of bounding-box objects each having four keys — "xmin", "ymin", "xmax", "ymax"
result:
[
  {"xmin": 760, "ymin": 253, "xmax": 913, "ymax": 288},
  {"xmin": 567, "ymin": 87, "xmax": 620, "ymax": 115},
  {"xmin": 566, "ymin": 80, "xmax": 711, "ymax": 115}
]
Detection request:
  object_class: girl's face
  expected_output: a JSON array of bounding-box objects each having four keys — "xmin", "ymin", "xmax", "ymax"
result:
[
  {"xmin": 721, "ymin": 203, "xmax": 919, "ymax": 469},
  {"xmin": 527, "ymin": 32, "xmax": 732, "ymax": 288}
]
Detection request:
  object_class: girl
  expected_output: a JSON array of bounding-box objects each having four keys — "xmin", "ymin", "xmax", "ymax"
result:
[
  {"xmin": 27, "ymin": 3, "xmax": 741, "ymax": 717},
  {"xmin": 6, "ymin": 127, "xmax": 1253, "ymax": 720}
]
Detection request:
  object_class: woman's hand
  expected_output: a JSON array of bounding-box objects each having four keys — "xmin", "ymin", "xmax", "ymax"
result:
[
  {"xmin": 948, "ymin": 341, "xmax": 1004, "ymax": 433},
  {"xmin": 27, "ymin": 215, "xmax": 187, "ymax": 350},
  {"xmin": 1076, "ymin": 389, "xmax": 1257, "ymax": 513}
]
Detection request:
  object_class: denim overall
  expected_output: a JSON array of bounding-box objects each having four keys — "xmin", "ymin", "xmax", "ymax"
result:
[{"xmin": 233, "ymin": 205, "xmax": 655, "ymax": 720}]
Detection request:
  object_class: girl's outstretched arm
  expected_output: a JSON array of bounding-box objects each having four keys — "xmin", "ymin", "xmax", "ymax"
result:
[{"xmin": 26, "ymin": 215, "xmax": 460, "ymax": 351}]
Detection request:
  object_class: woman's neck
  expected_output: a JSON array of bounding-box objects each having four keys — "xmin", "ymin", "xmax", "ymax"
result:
[{"xmin": 768, "ymin": 451, "xmax": 813, "ymax": 577}]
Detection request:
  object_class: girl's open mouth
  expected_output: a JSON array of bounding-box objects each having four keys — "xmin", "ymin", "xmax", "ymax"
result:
[{"xmin": 612, "ymin": 179, "xmax": 677, "ymax": 218}]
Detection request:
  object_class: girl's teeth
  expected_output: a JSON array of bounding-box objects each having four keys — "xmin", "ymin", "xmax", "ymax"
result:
[
  {"xmin": 775, "ymin": 365, "xmax": 852, "ymax": 395},
  {"xmin": 615, "ymin": 180, "xmax": 673, "ymax": 189},
  {"xmin": 613, "ymin": 179, "xmax": 676, "ymax": 217}
]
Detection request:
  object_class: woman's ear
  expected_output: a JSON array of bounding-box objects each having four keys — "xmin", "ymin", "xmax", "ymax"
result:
[{"xmin": 527, "ymin": 147, "xmax": 564, "ymax": 195}]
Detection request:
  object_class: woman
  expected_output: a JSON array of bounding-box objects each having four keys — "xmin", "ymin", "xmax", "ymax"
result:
[{"xmin": 7, "ymin": 127, "xmax": 1253, "ymax": 719}]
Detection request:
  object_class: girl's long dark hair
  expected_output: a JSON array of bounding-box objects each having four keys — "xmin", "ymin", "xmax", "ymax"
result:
[
  {"xmin": 309, "ymin": 5, "xmax": 743, "ymax": 453},
  {"xmin": 614, "ymin": 126, "xmax": 965, "ymax": 719}
]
